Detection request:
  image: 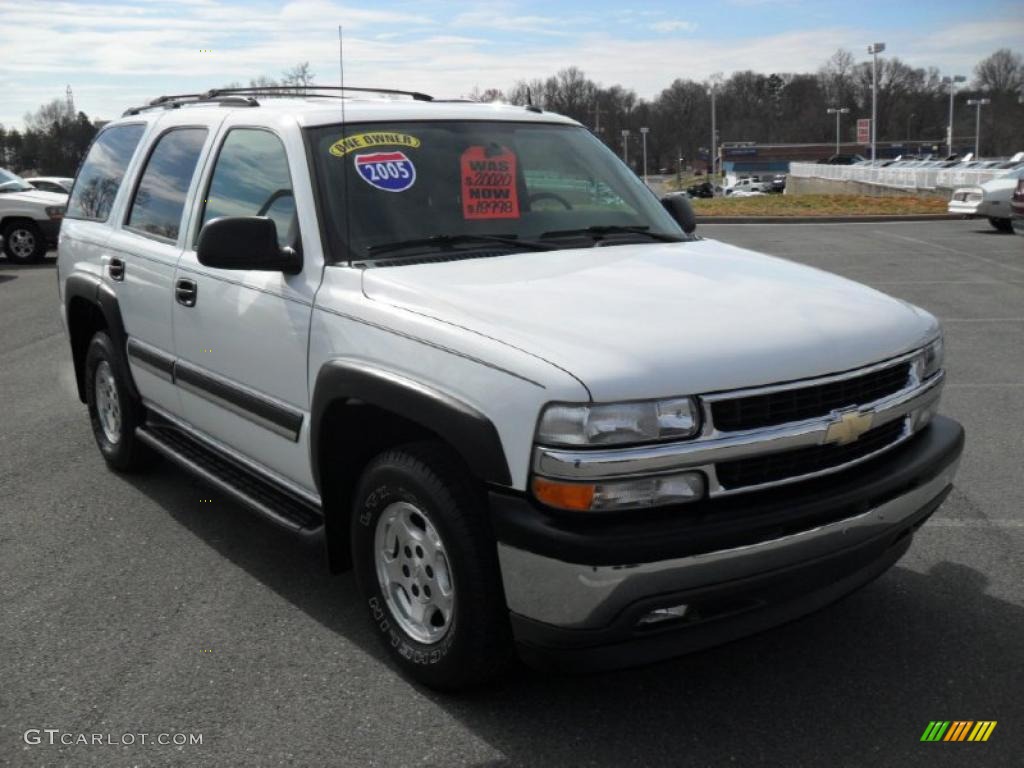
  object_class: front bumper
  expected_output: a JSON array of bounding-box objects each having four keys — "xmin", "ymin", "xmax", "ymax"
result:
[
  {"xmin": 491, "ymin": 415, "xmax": 964, "ymax": 670},
  {"xmin": 38, "ymin": 218, "xmax": 61, "ymax": 248}
]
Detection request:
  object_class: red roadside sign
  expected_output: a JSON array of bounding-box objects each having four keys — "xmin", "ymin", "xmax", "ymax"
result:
[{"xmin": 856, "ymin": 118, "xmax": 871, "ymax": 144}]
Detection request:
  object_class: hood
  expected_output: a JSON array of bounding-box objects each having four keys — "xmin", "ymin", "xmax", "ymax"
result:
[
  {"xmin": 362, "ymin": 239, "xmax": 939, "ymax": 401},
  {"xmin": 0, "ymin": 188, "xmax": 68, "ymax": 206}
]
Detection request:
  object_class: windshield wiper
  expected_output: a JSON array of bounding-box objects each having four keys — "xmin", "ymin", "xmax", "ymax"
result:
[
  {"xmin": 367, "ymin": 233, "xmax": 554, "ymax": 257},
  {"xmin": 540, "ymin": 225, "xmax": 685, "ymax": 243}
]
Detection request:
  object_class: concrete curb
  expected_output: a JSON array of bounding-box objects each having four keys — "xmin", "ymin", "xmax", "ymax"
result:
[{"xmin": 697, "ymin": 214, "xmax": 962, "ymax": 224}]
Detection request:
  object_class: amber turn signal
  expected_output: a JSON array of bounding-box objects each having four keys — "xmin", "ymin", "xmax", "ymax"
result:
[{"xmin": 531, "ymin": 477, "xmax": 596, "ymax": 511}]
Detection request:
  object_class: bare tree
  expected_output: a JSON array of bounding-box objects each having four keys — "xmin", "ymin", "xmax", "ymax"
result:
[{"xmin": 974, "ymin": 48, "xmax": 1024, "ymax": 93}]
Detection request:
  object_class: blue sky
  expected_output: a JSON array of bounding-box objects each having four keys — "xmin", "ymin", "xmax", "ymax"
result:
[{"xmin": 1, "ymin": 0, "xmax": 1021, "ymax": 127}]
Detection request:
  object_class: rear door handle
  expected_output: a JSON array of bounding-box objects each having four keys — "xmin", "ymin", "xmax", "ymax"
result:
[
  {"xmin": 175, "ymin": 278, "xmax": 197, "ymax": 307},
  {"xmin": 108, "ymin": 258, "xmax": 125, "ymax": 281}
]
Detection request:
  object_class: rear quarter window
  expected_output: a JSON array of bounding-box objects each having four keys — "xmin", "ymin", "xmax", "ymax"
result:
[
  {"xmin": 65, "ymin": 124, "xmax": 146, "ymax": 222},
  {"xmin": 125, "ymin": 128, "xmax": 208, "ymax": 242}
]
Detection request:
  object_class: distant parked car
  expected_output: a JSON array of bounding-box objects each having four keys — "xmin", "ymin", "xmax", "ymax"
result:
[
  {"xmin": 818, "ymin": 154, "xmax": 863, "ymax": 165},
  {"xmin": 686, "ymin": 180, "xmax": 715, "ymax": 198},
  {"xmin": 948, "ymin": 168, "xmax": 1024, "ymax": 232},
  {"xmin": 26, "ymin": 176, "xmax": 74, "ymax": 194},
  {"xmin": 728, "ymin": 177, "xmax": 770, "ymax": 195},
  {"xmin": 0, "ymin": 168, "xmax": 67, "ymax": 263},
  {"xmin": 1012, "ymin": 177, "xmax": 1024, "ymax": 236},
  {"xmin": 769, "ymin": 174, "xmax": 787, "ymax": 193}
]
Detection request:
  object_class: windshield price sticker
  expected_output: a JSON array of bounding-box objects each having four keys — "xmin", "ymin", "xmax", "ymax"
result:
[
  {"xmin": 461, "ymin": 146, "xmax": 520, "ymax": 219},
  {"xmin": 354, "ymin": 151, "xmax": 416, "ymax": 192}
]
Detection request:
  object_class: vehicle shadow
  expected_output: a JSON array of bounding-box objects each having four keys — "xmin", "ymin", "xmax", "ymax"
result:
[
  {"xmin": 129, "ymin": 467, "xmax": 1022, "ymax": 767},
  {"xmin": 0, "ymin": 255, "xmax": 56, "ymax": 270},
  {"xmin": 0, "ymin": 274, "xmax": 16, "ymax": 285}
]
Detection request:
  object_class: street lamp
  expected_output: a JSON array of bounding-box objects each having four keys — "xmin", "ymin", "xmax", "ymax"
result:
[
  {"xmin": 621, "ymin": 129, "xmax": 631, "ymax": 167},
  {"xmin": 827, "ymin": 107, "xmax": 849, "ymax": 154},
  {"xmin": 708, "ymin": 84, "xmax": 718, "ymax": 194},
  {"xmin": 966, "ymin": 98, "xmax": 991, "ymax": 157},
  {"xmin": 640, "ymin": 126, "xmax": 649, "ymax": 184},
  {"xmin": 942, "ymin": 75, "xmax": 966, "ymax": 155},
  {"xmin": 867, "ymin": 42, "xmax": 886, "ymax": 162}
]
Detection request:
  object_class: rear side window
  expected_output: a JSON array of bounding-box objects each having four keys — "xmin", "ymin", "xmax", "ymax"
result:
[
  {"xmin": 126, "ymin": 128, "xmax": 208, "ymax": 241},
  {"xmin": 199, "ymin": 129, "xmax": 297, "ymax": 248},
  {"xmin": 65, "ymin": 124, "xmax": 145, "ymax": 222}
]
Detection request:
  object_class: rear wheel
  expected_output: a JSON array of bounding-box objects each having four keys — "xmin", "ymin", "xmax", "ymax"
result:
[
  {"xmin": 2, "ymin": 221, "xmax": 46, "ymax": 263},
  {"xmin": 84, "ymin": 331, "xmax": 152, "ymax": 471},
  {"xmin": 351, "ymin": 442, "xmax": 513, "ymax": 690},
  {"xmin": 988, "ymin": 217, "xmax": 1013, "ymax": 233}
]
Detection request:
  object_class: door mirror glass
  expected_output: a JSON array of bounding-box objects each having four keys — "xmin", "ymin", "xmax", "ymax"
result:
[{"xmin": 196, "ymin": 216, "xmax": 301, "ymax": 273}]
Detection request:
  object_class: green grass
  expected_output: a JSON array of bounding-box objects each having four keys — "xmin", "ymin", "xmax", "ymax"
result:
[{"xmin": 692, "ymin": 194, "xmax": 949, "ymax": 217}]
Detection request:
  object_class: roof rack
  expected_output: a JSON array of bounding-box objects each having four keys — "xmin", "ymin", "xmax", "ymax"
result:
[
  {"xmin": 207, "ymin": 85, "xmax": 434, "ymax": 102},
  {"xmin": 121, "ymin": 85, "xmax": 433, "ymax": 117}
]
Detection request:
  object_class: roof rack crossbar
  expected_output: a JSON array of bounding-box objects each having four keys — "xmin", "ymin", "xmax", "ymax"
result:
[
  {"xmin": 205, "ymin": 85, "xmax": 433, "ymax": 102},
  {"xmin": 122, "ymin": 94, "xmax": 258, "ymax": 116}
]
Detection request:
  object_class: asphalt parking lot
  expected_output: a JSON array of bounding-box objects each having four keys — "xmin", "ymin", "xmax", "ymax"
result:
[{"xmin": 1, "ymin": 220, "xmax": 1022, "ymax": 767}]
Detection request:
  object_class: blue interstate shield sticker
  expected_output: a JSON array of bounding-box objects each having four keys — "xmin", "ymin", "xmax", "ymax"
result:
[{"xmin": 354, "ymin": 151, "xmax": 416, "ymax": 192}]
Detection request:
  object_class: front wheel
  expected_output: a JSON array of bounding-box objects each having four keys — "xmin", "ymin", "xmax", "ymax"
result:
[
  {"xmin": 351, "ymin": 442, "xmax": 513, "ymax": 691},
  {"xmin": 988, "ymin": 217, "xmax": 1013, "ymax": 233}
]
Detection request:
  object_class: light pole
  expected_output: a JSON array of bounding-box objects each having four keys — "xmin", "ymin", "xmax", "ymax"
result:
[
  {"xmin": 640, "ymin": 126, "xmax": 649, "ymax": 184},
  {"xmin": 867, "ymin": 42, "xmax": 885, "ymax": 162},
  {"xmin": 966, "ymin": 98, "xmax": 990, "ymax": 157},
  {"xmin": 943, "ymin": 75, "xmax": 965, "ymax": 155},
  {"xmin": 621, "ymin": 129, "xmax": 631, "ymax": 167},
  {"xmin": 708, "ymin": 84, "xmax": 718, "ymax": 194},
  {"xmin": 827, "ymin": 107, "xmax": 849, "ymax": 154}
]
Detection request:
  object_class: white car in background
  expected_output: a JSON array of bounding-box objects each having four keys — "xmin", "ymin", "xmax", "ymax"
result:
[
  {"xmin": 0, "ymin": 168, "xmax": 67, "ymax": 263},
  {"xmin": 26, "ymin": 176, "xmax": 75, "ymax": 194},
  {"xmin": 948, "ymin": 168, "xmax": 1024, "ymax": 231}
]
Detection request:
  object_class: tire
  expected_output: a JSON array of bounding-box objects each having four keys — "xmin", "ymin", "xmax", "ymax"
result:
[
  {"xmin": 2, "ymin": 220, "xmax": 46, "ymax": 263},
  {"xmin": 351, "ymin": 442, "xmax": 514, "ymax": 691},
  {"xmin": 988, "ymin": 217, "xmax": 1013, "ymax": 233},
  {"xmin": 84, "ymin": 331, "xmax": 152, "ymax": 472}
]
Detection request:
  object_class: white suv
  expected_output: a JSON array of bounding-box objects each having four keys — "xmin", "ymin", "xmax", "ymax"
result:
[
  {"xmin": 1, "ymin": 168, "xmax": 67, "ymax": 262},
  {"xmin": 58, "ymin": 88, "xmax": 963, "ymax": 690}
]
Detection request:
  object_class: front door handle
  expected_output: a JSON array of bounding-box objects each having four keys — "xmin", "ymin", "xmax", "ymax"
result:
[
  {"xmin": 175, "ymin": 278, "xmax": 198, "ymax": 307},
  {"xmin": 108, "ymin": 258, "xmax": 125, "ymax": 281}
]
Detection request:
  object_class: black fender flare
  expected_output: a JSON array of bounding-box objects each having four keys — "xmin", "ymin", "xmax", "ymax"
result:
[
  {"xmin": 64, "ymin": 272, "xmax": 138, "ymax": 403},
  {"xmin": 310, "ymin": 358, "xmax": 512, "ymax": 493}
]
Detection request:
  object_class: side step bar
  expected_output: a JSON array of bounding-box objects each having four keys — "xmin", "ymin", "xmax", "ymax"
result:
[{"xmin": 136, "ymin": 418, "xmax": 323, "ymax": 535}]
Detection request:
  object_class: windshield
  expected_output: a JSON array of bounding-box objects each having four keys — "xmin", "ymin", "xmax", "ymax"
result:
[
  {"xmin": 0, "ymin": 168, "xmax": 33, "ymax": 193},
  {"xmin": 308, "ymin": 121, "xmax": 683, "ymax": 261}
]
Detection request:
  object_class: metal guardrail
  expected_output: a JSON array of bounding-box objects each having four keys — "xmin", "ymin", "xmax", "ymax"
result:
[{"xmin": 789, "ymin": 162, "xmax": 1012, "ymax": 190}]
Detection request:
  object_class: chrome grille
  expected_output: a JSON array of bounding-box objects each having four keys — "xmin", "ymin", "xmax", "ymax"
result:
[
  {"xmin": 716, "ymin": 418, "xmax": 908, "ymax": 490},
  {"xmin": 710, "ymin": 362, "xmax": 911, "ymax": 432}
]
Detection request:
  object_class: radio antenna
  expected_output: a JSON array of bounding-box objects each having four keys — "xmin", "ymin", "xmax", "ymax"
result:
[{"xmin": 339, "ymin": 25, "xmax": 353, "ymax": 263}]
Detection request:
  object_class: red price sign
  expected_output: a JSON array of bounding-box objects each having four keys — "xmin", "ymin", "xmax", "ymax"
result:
[
  {"xmin": 461, "ymin": 145, "xmax": 520, "ymax": 219},
  {"xmin": 856, "ymin": 118, "xmax": 871, "ymax": 144}
]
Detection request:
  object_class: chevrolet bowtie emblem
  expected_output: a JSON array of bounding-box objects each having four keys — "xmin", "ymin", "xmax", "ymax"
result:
[{"xmin": 824, "ymin": 411, "xmax": 874, "ymax": 445}]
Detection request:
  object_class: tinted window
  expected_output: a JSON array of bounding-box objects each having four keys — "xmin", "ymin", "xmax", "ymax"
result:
[
  {"xmin": 200, "ymin": 129, "xmax": 297, "ymax": 248},
  {"xmin": 65, "ymin": 124, "xmax": 145, "ymax": 221},
  {"xmin": 126, "ymin": 128, "xmax": 207, "ymax": 241}
]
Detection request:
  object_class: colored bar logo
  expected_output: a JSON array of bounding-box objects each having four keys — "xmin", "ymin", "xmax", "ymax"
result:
[{"xmin": 920, "ymin": 721, "xmax": 997, "ymax": 742}]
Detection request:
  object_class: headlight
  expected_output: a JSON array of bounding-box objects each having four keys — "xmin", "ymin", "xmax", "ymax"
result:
[
  {"xmin": 536, "ymin": 397, "xmax": 699, "ymax": 446},
  {"xmin": 918, "ymin": 336, "xmax": 944, "ymax": 381},
  {"xmin": 45, "ymin": 206, "xmax": 65, "ymax": 220}
]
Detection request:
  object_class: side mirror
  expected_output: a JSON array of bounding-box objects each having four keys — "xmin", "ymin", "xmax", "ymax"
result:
[
  {"xmin": 661, "ymin": 194, "xmax": 697, "ymax": 235},
  {"xmin": 196, "ymin": 216, "xmax": 301, "ymax": 274}
]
